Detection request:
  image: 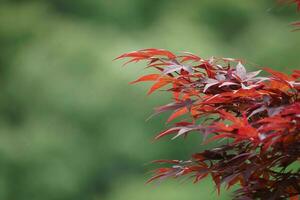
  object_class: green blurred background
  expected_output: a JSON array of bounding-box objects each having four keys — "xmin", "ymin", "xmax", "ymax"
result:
[{"xmin": 0, "ymin": 0, "xmax": 299, "ymax": 200}]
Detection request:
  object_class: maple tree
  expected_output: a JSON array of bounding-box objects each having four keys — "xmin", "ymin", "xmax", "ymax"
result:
[{"xmin": 116, "ymin": 2, "xmax": 300, "ymax": 200}]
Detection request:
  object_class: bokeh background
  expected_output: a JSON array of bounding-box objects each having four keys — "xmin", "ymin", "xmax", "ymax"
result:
[{"xmin": 0, "ymin": 0, "xmax": 299, "ymax": 200}]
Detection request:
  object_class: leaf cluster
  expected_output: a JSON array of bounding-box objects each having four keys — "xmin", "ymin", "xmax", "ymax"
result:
[{"xmin": 116, "ymin": 48, "xmax": 300, "ymax": 200}]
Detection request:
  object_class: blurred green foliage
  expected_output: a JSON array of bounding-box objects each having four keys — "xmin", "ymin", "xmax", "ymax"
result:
[{"xmin": 0, "ymin": 0, "xmax": 299, "ymax": 199}]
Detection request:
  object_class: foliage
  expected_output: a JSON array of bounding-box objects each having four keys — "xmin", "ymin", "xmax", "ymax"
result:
[
  {"xmin": 1, "ymin": 0, "xmax": 300, "ymax": 200},
  {"xmin": 116, "ymin": 0, "xmax": 300, "ymax": 200},
  {"xmin": 117, "ymin": 48, "xmax": 300, "ymax": 200},
  {"xmin": 116, "ymin": 2, "xmax": 300, "ymax": 200}
]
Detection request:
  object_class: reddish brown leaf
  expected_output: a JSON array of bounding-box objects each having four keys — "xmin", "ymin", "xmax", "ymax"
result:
[
  {"xmin": 263, "ymin": 67, "xmax": 293, "ymax": 81},
  {"xmin": 147, "ymin": 77, "xmax": 173, "ymax": 95},
  {"xmin": 167, "ymin": 107, "xmax": 188, "ymax": 123},
  {"xmin": 130, "ymin": 74, "xmax": 161, "ymax": 84}
]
